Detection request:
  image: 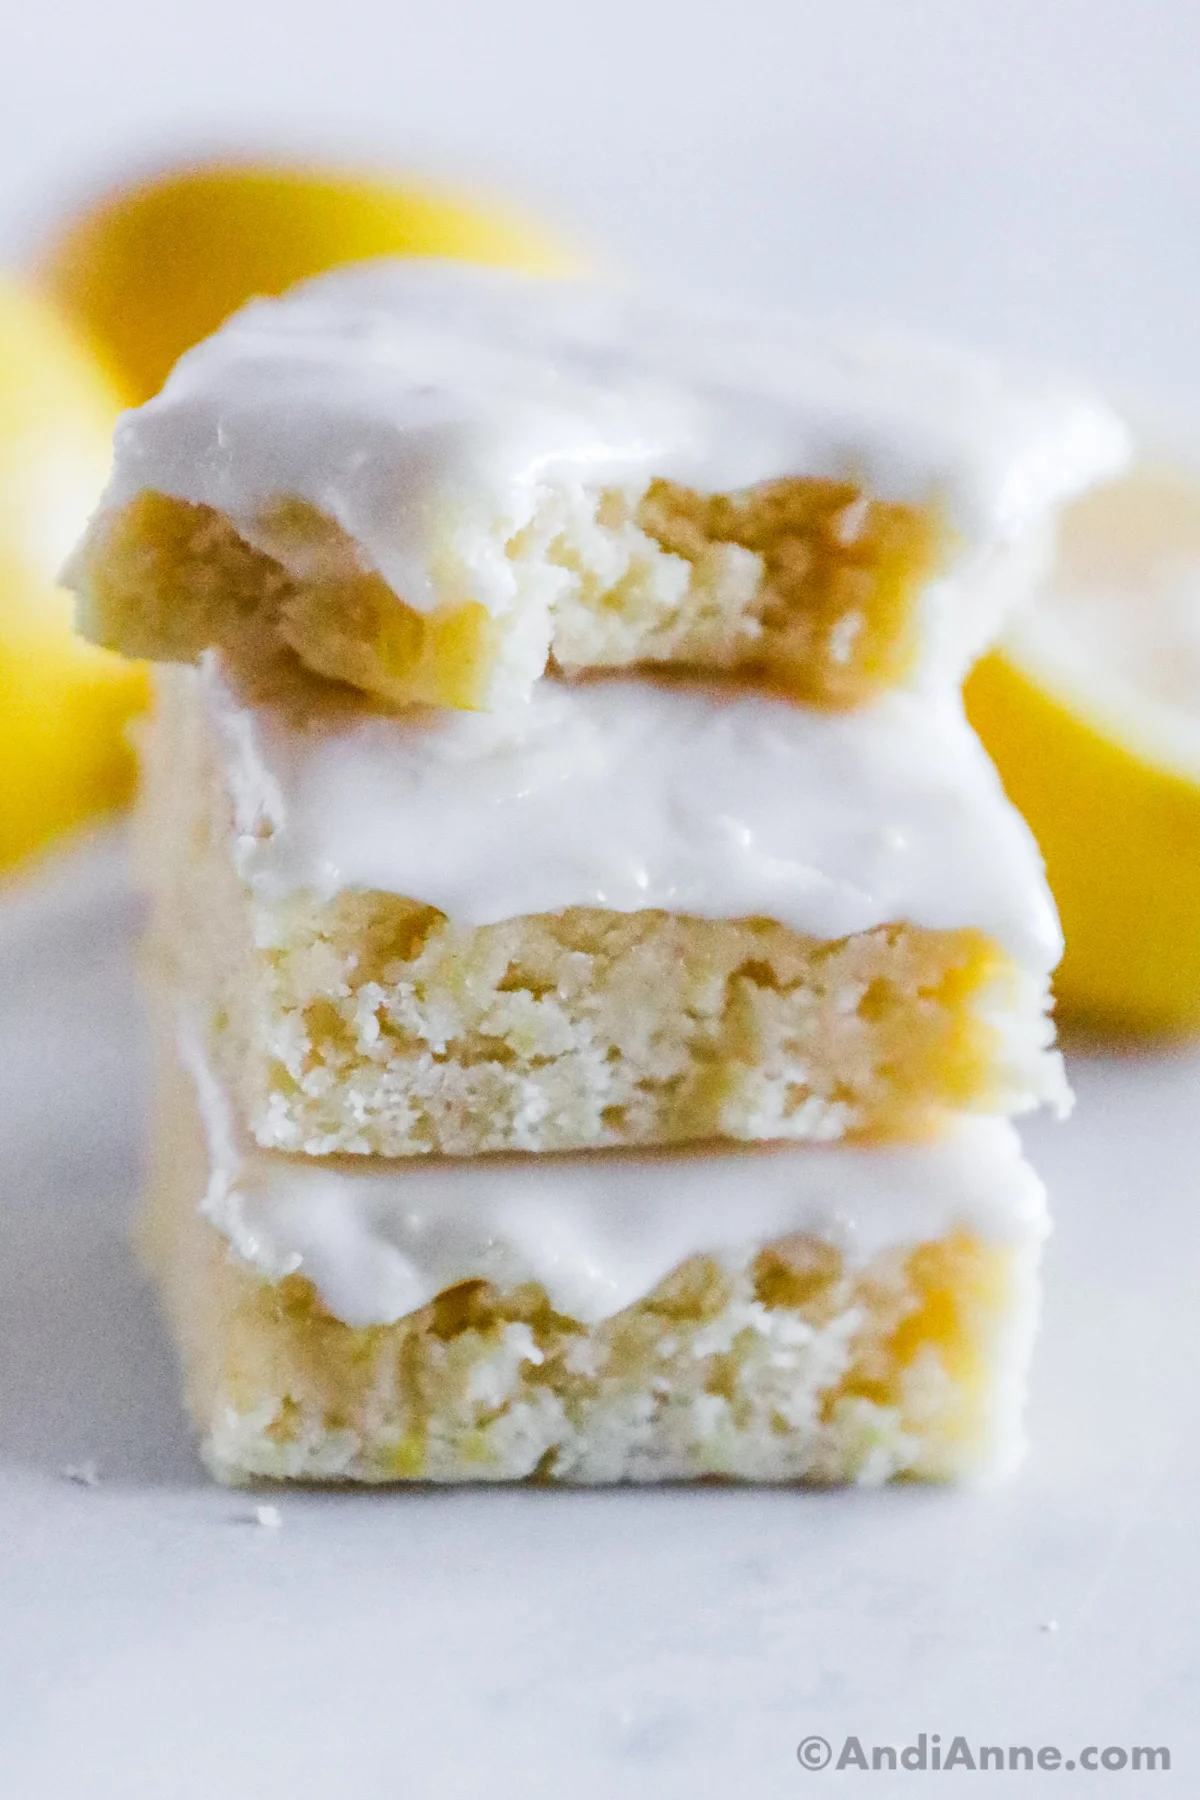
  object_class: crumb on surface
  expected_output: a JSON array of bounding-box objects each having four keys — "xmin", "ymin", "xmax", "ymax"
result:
[{"xmin": 62, "ymin": 1460, "xmax": 100, "ymax": 1488}]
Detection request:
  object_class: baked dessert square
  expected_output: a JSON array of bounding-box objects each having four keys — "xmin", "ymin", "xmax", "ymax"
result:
[
  {"xmin": 144, "ymin": 1021, "xmax": 1050, "ymax": 1486},
  {"xmin": 138, "ymin": 650, "xmax": 1069, "ymax": 1158},
  {"xmin": 62, "ymin": 260, "xmax": 1122, "ymax": 1487},
  {"xmin": 65, "ymin": 263, "xmax": 1128, "ymax": 713}
]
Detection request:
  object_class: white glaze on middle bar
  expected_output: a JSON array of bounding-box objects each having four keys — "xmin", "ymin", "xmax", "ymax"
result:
[{"xmin": 203, "ymin": 657, "xmax": 1062, "ymax": 970}]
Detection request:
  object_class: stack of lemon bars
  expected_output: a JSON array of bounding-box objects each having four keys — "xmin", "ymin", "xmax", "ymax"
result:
[{"xmin": 65, "ymin": 264, "xmax": 1128, "ymax": 1486}]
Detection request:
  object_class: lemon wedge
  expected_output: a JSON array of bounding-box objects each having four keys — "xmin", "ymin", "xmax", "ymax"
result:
[
  {"xmin": 0, "ymin": 281, "xmax": 146, "ymax": 871},
  {"xmin": 966, "ymin": 456, "xmax": 1200, "ymax": 1034},
  {"xmin": 37, "ymin": 161, "xmax": 576, "ymax": 404}
]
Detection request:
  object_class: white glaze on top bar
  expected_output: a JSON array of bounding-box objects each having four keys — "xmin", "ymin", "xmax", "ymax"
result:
[
  {"xmin": 93, "ymin": 261, "xmax": 1129, "ymax": 645},
  {"xmin": 182, "ymin": 1024, "xmax": 1049, "ymax": 1328},
  {"xmin": 202, "ymin": 659, "xmax": 1063, "ymax": 970}
]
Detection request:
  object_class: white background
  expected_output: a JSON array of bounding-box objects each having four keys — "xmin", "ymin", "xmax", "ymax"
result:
[
  {"xmin": 4, "ymin": 0, "xmax": 1200, "ymax": 406},
  {"xmin": 2, "ymin": 3, "xmax": 1199, "ymax": 1795}
]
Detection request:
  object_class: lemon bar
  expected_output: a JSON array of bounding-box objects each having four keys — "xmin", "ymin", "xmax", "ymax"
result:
[
  {"xmin": 66, "ymin": 262, "xmax": 1129, "ymax": 713},
  {"xmin": 143, "ymin": 1020, "xmax": 1049, "ymax": 1485},
  {"xmin": 137, "ymin": 650, "xmax": 1067, "ymax": 1158}
]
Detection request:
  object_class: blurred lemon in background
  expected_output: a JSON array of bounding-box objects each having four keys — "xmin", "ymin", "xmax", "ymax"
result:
[
  {"xmin": 0, "ymin": 281, "xmax": 145, "ymax": 871},
  {"xmin": 37, "ymin": 161, "xmax": 575, "ymax": 403},
  {"xmin": 967, "ymin": 460, "xmax": 1200, "ymax": 1036}
]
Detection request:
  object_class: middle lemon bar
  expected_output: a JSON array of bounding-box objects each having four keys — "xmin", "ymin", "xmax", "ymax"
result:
[{"xmin": 141, "ymin": 649, "xmax": 1068, "ymax": 1158}]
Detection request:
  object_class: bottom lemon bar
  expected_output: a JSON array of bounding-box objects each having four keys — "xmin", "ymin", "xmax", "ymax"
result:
[{"xmin": 142, "ymin": 1023, "xmax": 1049, "ymax": 1487}]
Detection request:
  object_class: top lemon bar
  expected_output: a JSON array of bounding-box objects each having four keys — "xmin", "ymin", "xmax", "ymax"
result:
[{"xmin": 66, "ymin": 262, "xmax": 1129, "ymax": 713}]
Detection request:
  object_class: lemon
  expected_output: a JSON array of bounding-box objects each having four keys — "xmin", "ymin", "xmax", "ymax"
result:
[
  {"xmin": 37, "ymin": 161, "xmax": 575, "ymax": 404},
  {"xmin": 0, "ymin": 281, "xmax": 147, "ymax": 871},
  {"xmin": 966, "ymin": 458, "xmax": 1200, "ymax": 1034}
]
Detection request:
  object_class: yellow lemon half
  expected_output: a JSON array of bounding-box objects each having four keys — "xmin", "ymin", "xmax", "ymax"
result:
[
  {"xmin": 0, "ymin": 281, "xmax": 146, "ymax": 871},
  {"xmin": 966, "ymin": 457, "xmax": 1200, "ymax": 1035},
  {"xmin": 37, "ymin": 161, "xmax": 576, "ymax": 404}
]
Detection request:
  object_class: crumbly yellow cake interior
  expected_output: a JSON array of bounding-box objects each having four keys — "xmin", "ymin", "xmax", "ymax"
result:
[
  {"xmin": 73, "ymin": 475, "xmax": 946, "ymax": 713},
  {"xmin": 141, "ymin": 1043, "xmax": 1040, "ymax": 1486},
  {"xmin": 140, "ymin": 667, "xmax": 1063, "ymax": 1158}
]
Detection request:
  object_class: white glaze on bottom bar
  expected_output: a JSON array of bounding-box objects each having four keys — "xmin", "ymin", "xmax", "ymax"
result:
[{"xmin": 182, "ymin": 1023, "xmax": 1049, "ymax": 1329}]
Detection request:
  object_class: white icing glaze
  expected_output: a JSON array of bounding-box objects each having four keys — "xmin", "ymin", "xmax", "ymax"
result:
[
  {"xmin": 95, "ymin": 261, "xmax": 1129, "ymax": 657},
  {"xmin": 203, "ymin": 659, "xmax": 1063, "ymax": 970},
  {"xmin": 182, "ymin": 1024, "xmax": 1048, "ymax": 1328}
]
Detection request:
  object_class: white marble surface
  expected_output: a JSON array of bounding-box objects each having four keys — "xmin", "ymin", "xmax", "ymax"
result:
[{"xmin": 0, "ymin": 838, "xmax": 1195, "ymax": 1796}]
